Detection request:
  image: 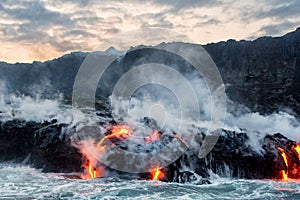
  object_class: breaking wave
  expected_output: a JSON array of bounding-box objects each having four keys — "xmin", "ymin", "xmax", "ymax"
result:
[{"xmin": 0, "ymin": 163, "xmax": 299, "ymax": 199}]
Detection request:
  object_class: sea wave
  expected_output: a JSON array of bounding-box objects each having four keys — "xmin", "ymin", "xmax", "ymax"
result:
[{"xmin": 0, "ymin": 163, "xmax": 299, "ymax": 200}]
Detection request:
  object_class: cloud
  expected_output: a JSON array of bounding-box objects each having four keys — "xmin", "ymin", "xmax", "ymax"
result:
[
  {"xmin": 236, "ymin": 0, "xmax": 300, "ymax": 39},
  {"xmin": 0, "ymin": 1, "xmax": 73, "ymax": 27},
  {"xmin": 258, "ymin": 21, "xmax": 299, "ymax": 36},
  {"xmin": 0, "ymin": 0, "xmax": 299, "ymax": 63},
  {"xmin": 252, "ymin": 1, "xmax": 300, "ymax": 20},
  {"xmin": 0, "ymin": 0, "xmax": 108, "ymax": 54},
  {"xmin": 134, "ymin": 0, "xmax": 221, "ymax": 10},
  {"xmin": 196, "ymin": 18, "xmax": 221, "ymax": 26}
]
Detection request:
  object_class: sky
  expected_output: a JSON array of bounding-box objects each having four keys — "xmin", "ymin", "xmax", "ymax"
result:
[{"xmin": 0, "ymin": 0, "xmax": 299, "ymax": 63}]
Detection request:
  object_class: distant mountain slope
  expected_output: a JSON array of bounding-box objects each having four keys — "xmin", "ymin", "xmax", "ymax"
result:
[{"xmin": 0, "ymin": 27, "xmax": 300, "ymax": 116}]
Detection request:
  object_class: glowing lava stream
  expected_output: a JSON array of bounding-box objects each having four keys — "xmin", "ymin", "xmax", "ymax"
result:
[
  {"xmin": 88, "ymin": 163, "xmax": 97, "ymax": 179},
  {"xmin": 81, "ymin": 161, "xmax": 98, "ymax": 179},
  {"xmin": 96, "ymin": 125, "xmax": 165, "ymax": 181},
  {"xmin": 145, "ymin": 131, "xmax": 160, "ymax": 143},
  {"xmin": 83, "ymin": 125, "xmax": 178, "ymax": 180},
  {"xmin": 295, "ymin": 145, "xmax": 300, "ymax": 160},
  {"xmin": 277, "ymin": 147, "xmax": 288, "ymax": 167},
  {"xmin": 277, "ymin": 147, "xmax": 288, "ymax": 180},
  {"xmin": 151, "ymin": 167, "xmax": 164, "ymax": 181},
  {"xmin": 97, "ymin": 125, "xmax": 131, "ymax": 147},
  {"xmin": 281, "ymin": 170, "xmax": 288, "ymax": 180}
]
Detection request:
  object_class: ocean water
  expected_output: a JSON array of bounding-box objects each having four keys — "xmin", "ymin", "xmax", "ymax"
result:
[{"xmin": 1, "ymin": 164, "xmax": 300, "ymax": 200}]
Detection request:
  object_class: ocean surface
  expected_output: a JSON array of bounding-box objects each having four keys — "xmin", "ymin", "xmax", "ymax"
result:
[{"xmin": 1, "ymin": 164, "xmax": 300, "ymax": 200}]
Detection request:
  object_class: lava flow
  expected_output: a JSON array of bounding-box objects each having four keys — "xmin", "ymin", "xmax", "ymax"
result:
[
  {"xmin": 81, "ymin": 125, "xmax": 132, "ymax": 179},
  {"xmin": 277, "ymin": 147, "xmax": 288, "ymax": 167},
  {"xmin": 277, "ymin": 144, "xmax": 300, "ymax": 181},
  {"xmin": 97, "ymin": 125, "xmax": 132, "ymax": 147},
  {"xmin": 81, "ymin": 159, "xmax": 99, "ymax": 179},
  {"xmin": 88, "ymin": 163, "xmax": 97, "ymax": 179},
  {"xmin": 145, "ymin": 131, "xmax": 160, "ymax": 143},
  {"xmin": 295, "ymin": 145, "xmax": 300, "ymax": 160},
  {"xmin": 151, "ymin": 167, "xmax": 164, "ymax": 180},
  {"xmin": 81, "ymin": 125, "xmax": 168, "ymax": 180},
  {"xmin": 277, "ymin": 147, "xmax": 289, "ymax": 180}
]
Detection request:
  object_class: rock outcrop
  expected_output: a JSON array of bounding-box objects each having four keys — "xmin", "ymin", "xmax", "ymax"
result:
[{"xmin": 0, "ymin": 119, "xmax": 82, "ymax": 173}]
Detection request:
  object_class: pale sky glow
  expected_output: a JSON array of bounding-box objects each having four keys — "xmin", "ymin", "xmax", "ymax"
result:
[{"xmin": 0, "ymin": 0, "xmax": 299, "ymax": 63}]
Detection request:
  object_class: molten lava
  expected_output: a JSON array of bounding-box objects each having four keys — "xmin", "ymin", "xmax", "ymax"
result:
[
  {"xmin": 151, "ymin": 167, "xmax": 164, "ymax": 181},
  {"xmin": 80, "ymin": 126, "xmax": 131, "ymax": 179},
  {"xmin": 281, "ymin": 170, "xmax": 288, "ymax": 180},
  {"xmin": 81, "ymin": 124, "xmax": 170, "ymax": 181},
  {"xmin": 94, "ymin": 125, "xmax": 167, "ymax": 181},
  {"xmin": 81, "ymin": 159, "xmax": 99, "ymax": 179},
  {"xmin": 295, "ymin": 145, "xmax": 300, "ymax": 160},
  {"xmin": 277, "ymin": 147, "xmax": 288, "ymax": 167},
  {"xmin": 277, "ymin": 147, "xmax": 288, "ymax": 180},
  {"xmin": 88, "ymin": 163, "xmax": 97, "ymax": 179},
  {"xmin": 97, "ymin": 125, "xmax": 131, "ymax": 147},
  {"xmin": 145, "ymin": 131, "xmax": 160, "ymax": 143}
]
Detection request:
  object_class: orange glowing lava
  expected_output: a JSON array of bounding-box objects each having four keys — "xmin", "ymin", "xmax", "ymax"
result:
[
  {"xmin": 81, "ymin": 161, "xmax": 99, "ymax": 179},
  {"xmin": 275, "ymin": 145, "xmax": 300, "ymax": 181},
  {"xmin": 277, "ymin": 147, "xmax": 289, "ymax": 180},
  {"xmin": 81, "ymin": 125, "xmax": 132, "ymax": 179},
  {"xmin": 281, "ymin": 170, "xmax": 288, "ymax": 181},
  {"xmin": 88, "ymin": 163, "xmax": 97, "ymax": 179},
  {"xmin": 295, "ymin": 145, "xmax": 300, "ymax": 160},
  {"xmin": 151, "ymin": 167, "xmax": 164, "ymax": 180},
  {"xmin": 145, "ymin": 131, "xmax": 160, "ymax": 143},
  {"xmin": 97, "ymin": 125, "xmax": 131, "ymax": 147},
  {"xmin": 80, "ymin": 125, "xmax": 173, "ymax": 181},
  {"xmin": 277, "ymin": 147, "xmax": 288, "ymax": 167}
]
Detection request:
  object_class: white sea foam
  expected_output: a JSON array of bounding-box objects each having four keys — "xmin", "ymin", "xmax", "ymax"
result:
[{"xmin": 0, "ymin": 163, "xmax": 298, "ymax": 199}]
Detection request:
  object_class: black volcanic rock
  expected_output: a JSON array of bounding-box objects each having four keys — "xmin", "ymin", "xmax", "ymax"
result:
[
  {"xmin": 33, "ymin": 121, "xmax": 82, "ymax": 172},
  {"xmin": 0, "ymin": 119, "xmax": 36, "ymax": 161},
  {"xmin": 1, "ymin": 119, "xmax": 299, "ymax": 182},
  {"xmin": 163, "ymin": 129, "xmax": 300, "ymax": 181},
  {"xmin": 202, "ymin": 130, "xmax": 289, "ymax": 179},
  {"xmin": 0, "ymin": 119, "xmax": 82, "ymax": 173}
]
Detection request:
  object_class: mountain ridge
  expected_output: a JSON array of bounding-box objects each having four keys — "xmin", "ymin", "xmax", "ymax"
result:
[
  {"xmin": 1, "ymin": 27, "xmax": 300, "ymax": 116},
  {"xmin": 2, "ymin": 27, "xmax": 299, "ymax": 65}
]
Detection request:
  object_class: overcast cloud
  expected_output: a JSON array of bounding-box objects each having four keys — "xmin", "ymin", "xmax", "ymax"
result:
[{"xmin": 0, "ymin": 0, "xmax": 299, "ymax": 63}]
